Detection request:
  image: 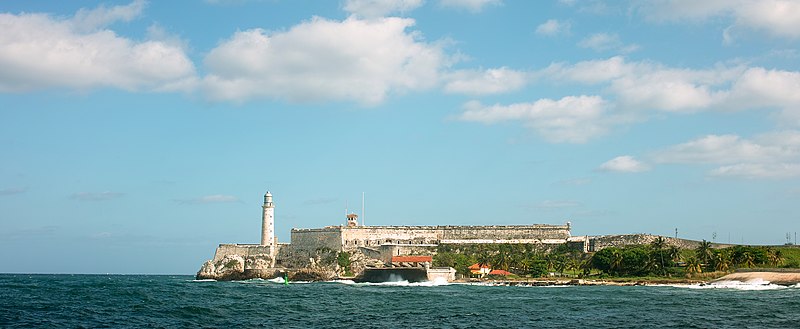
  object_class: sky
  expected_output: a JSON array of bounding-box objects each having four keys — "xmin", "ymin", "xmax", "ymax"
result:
[{"xmin": 1, "ymin": 0, "xmax": 799, "ymax": 274}]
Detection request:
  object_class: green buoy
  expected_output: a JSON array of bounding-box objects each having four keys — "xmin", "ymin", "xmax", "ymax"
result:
[{"xmin": 284, "ymin": 273, "xmax": 289, "ymax": 285}]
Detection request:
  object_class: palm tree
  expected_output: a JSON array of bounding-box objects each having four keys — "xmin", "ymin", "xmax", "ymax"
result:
[
  {"xmin": 713, "ymin": 251, "xmax": 731, "ymax": 272},
  {"xmin": 695, "ymin": 240, "xmax": 713, "ymax": 266},
  {"xmin": 477, "ymin": 251, "xmax": 492, "ymax": 270},
  {"xmin": 767, "ymin": 248, "xmax": 784, "ymax": 267},
  {"xmin": 545, "ymin": 254, "xmax": 556, "ymax": 273},
  {"xmin": 685, "ymin": 257, "xmax": 702, "ymax": 274},
  {"xmin": 610, "ymin": 249, "xmax": 623, "ymax": 275},
  {"xmin": 668, "ymin": 246, "xmax": 681, "ymax": 263},
  {"xmin": 579, "ymin": 259, "xmax": 592, "ymax": 278},
  {"xmin": 651, "ymin": 236, "xmax": 666, "ymax": 251},
  {"xmin": 566, "ymin": 258, "xmax": 579, "ymax": 277},
  {"xmin": 493, "ymin": 249, "xmax": 512, "ymax": 271},
  {"xmin": 554, "ymin": 256, "xmax": 567, "ymax": 277},
  {"xmin": 650, "ymin": 237, "xmax": 667, "ymax": 275},
  {"xmin": 742, "ymin": 252, "xmax": 755, "ymax": 268}
]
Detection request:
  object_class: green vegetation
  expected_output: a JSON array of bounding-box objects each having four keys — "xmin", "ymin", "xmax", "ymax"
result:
[
  {"xmin": 433, "ymin": 243, "xmax": 585, "ymax": 278},
  {"xmin": 337, "ymin": 251, "xmax": 353, "ymax": 276},
  {"xmin": 432, "ymin": 239, "xmax": 800, "ymax": 280}
]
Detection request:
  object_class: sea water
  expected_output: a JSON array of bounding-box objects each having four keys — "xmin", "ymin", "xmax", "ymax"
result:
[{"xmin": 1, "ymin": 274, "xmax": 799, "ymax": 328}]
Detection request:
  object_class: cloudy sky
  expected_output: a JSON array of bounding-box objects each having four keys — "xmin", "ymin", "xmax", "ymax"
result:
[{"xmin": 1, "ymin": 0, "xmax": 799, "ymax": 274}]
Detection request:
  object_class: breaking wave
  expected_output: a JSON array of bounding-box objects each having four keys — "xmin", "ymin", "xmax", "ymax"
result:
[{"xmin": 677, "ymin": 278, "xmax": 792, "ymax": 290}]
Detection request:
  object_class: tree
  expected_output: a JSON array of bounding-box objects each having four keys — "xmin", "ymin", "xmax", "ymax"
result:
[
  {"xmin": 767, "ymin": 248, "xmax": 784, "ymax": 267},
  {"xmin": 610, "ymin": 249, "xmax": 623, "ymax": 275},
  {"xmin": 685, "ymin": 257, "xmax": 702, "ymax": 274},
  {"xmin": 650, "ymin": 236, "xmax": 666, "ymax": 251},
  {"xmin": 713, "ymin": 250, "xmax": 731, "ymax": 272},
  {"xmin": 477, "ymin": 251, "xmax": 493, "ymax": 273},
  {"xmin": 695, "ymin": 240, "xmax": 713, "ymax": 266},
  {"xmin": 554, "ymin": 256, "xmax": 567, "ymax": 277},
  {"xmin": 492, "ymin": 248, "xmax": 512, "ymax": 271},
  {"xmin": 668, "ymin": 246, "xmax": 681, "ymax": 263},
  {"xmin": 742, "ymin": 251, "xmax": 755, "ymax": 268},
  {"xmin": 647, "ymin": 237, "xmax": 667, "ymax": 275},
  {"xmin": 566, "ymin": 258, "xmax": 579, "ymax": 277}
]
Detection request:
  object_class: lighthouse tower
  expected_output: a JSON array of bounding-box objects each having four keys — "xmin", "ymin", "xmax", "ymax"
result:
[{"xmin": 261, "ymin": 191, "xmax": 275, "ymax": 248}]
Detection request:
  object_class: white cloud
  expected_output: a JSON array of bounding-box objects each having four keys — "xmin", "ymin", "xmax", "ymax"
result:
[
  {"xmin": 542, "ymin": 56, "xmax": 631, "ymax": 83},
  {"xmin": 343, "ymin": 0, "xmax": 424, "ymax": 18},
  {"xmin": 70, "ymin": 191, "xmax": 125, "ymax": 201},
  {"xmin": 0, "ymin": 1, "xmax": 196, "ymax": 93},
  {"xmin": 175, "ymin": 194, "xmax": 240, "ymax": 204},
  {"xmin": 710, "ymin": 163, "xmax": 800, "ymax": 179},
  {"xmin": 543, "ymin": 57, "xmax": 800, "ymax": 119},
  {"xmin": 577, "ymin": 33, "xmax": 639, "ymax": 53},
  {"xmin": 633, "ymin": 0, "xmax": 800, "ymax": 39},
  {"xmin": 652, "ymin": 134, "xmax": 792, "ymax": 164},
  {"xmin": 444, "ymin": 67, "xmax": 527, "ymax": 95},
  {"xmin": 457, "ymin": 95, "xmax": 612, "ymax": 143},
  {"xmin": 71, "ymin": 0, "xmax": 147, "ymax": 31},
  {"xmin": 652, "ymin": 131, "xmax": 800, "ymax": 178},
  {"xmin": 202, "ymin": 16, "xmax": 444, "ymax": 105},
  {"xmin": 535, "ymin": 19, "xmax": 571, "ymax": 36},
  {"xmin": 599, "ymin": 155, "xmax": 650, "ymax": 173},
  {"xmin": 439, "ymin": 0, "xmax": 502, "ymax": 12}
]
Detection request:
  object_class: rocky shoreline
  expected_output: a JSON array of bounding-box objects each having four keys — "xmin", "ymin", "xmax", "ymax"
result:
[{"xmin": 197, "ymin": 255, "xmax": 800, "ymax": 287}]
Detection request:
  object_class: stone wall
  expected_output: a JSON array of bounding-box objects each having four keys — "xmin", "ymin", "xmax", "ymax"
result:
[
  {"xmin": 588, "ymin": 234, "xmax": 735, "ymax": 251},
  {"xmin": 290, "ymin": 228, "xmax": 343, "ymax": 251},
  {"xmin": 291, "ymin": 224, "xmax": 572, "ymax": 252},
  {"xmin": 213, "ymin": 244, "xmax": 273, "ymax": 262}
]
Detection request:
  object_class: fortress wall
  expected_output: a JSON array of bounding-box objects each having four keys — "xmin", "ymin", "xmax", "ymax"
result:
[
  {"xmin": 588, "ymin": 234, "xmax": 734, "ymax": 251},
  {"xmin": 439, "ymin": 225, "xmax": 570, "ymax": 240},
  {"xmin": 338, "ymin": 225, "xmax": 570, "ymax": 250},
  {"xmin": 290, "ymin": 228, "xmax": 343, "ymax": 251},
  {"xmin": 341, "ymin": 227, "xmax": 440, "ymax": 249},
  {"xmin": 378, "ymin": 244, "xmax": 437, "ymax": 262},
  {"xmin": 213, "ymin": 244, "xmax": 273, "ymax": 262}
]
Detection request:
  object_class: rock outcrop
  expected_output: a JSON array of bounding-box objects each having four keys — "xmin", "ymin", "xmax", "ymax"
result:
[
  {"xmin": 196, "ymin": 255, "xmax": 283, "ymax": 280},
  {"xmin": 289, "ymin": 268, "xmax": 336, "ymax": 281}
]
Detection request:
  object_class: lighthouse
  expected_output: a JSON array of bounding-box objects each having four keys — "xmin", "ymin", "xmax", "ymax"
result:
[{"xmin": 261, "ymin": 191, "xmax": 275, "ymax": 248}]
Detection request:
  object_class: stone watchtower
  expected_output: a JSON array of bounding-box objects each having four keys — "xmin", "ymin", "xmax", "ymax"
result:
[
  {"xmin": 261, "ymin": 191, "xmax": 275, "ymax": 249},
  {"xmin": 346, "ymin": 213, "xmax": 359, "ymax": 227}
]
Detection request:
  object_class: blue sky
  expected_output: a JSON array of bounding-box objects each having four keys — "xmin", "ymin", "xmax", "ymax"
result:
[{"xmin": 1, "ymin": 0, "xmax": 799, "ymax": 274}]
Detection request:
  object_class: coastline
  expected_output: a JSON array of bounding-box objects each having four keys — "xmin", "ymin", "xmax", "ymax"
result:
[
  {"xmin": 453, "ymin": 270, "xmax": 800, "ymax": 287},
  {"xmin": 711, "ymin": 271, "xmax": 800, "ymax": 286}
]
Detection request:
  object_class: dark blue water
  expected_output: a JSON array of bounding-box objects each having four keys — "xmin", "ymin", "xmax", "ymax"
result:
[{"xmin": 1, "ymin": 274, "xmax": 799, "ymax": 328}]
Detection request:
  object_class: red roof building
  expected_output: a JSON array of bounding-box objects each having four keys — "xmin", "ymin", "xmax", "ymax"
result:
[
  {"xmin": 488, "ymin": 269, "xmax": 512, "ymax": 276},
  {"xmin": 391, "ymin": 256, "xmax": 432, "ymax": 263},
  {"xmin": 468, "ymin": 263, "xmax": 491, "ymax": 275}
]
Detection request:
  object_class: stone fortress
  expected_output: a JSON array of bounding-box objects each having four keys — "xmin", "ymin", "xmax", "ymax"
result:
[{"xmin": 196, "ymin": 191, "xmax": 714, "ymax": 281}]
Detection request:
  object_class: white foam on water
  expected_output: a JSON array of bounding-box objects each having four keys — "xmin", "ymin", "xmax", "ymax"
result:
[
  {"xmin": 676, "ymin": 279, "xmax": 787, "ymax": 290},
  {"xmin": 267, "ymin": 277, "xmax": 285, "ymax": 284},
  {"xmin": 328, "ymin": 278, "xmax": 451, "ymax": 286},
  {"xmin": 190, "ymin": 279, "xmax": 216, "ymax": 282}
]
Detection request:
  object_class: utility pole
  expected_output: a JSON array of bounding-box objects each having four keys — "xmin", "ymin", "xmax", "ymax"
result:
[
  {"xmin": 675, "ymin": 228, "xmax": 678, "ymax": 239},
  {"xmin": 361, "ymin": 192, "xmax": 365, "ymax": 226}
]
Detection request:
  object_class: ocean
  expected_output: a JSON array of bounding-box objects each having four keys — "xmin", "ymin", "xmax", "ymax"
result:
[{"xmin": 1, "ymin": 274, "xmax": 799, "ymax": 328}]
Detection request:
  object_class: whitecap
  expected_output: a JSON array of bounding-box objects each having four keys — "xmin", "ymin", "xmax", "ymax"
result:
[
  {"xmin": 267, "ymin": 277, "xmax": 285, "ymax": 284},
  {"xmin": 677, "ymin": 279, "xmax": 787, "ymax": 290},
  {"xmin": 190, "ymin": 279, "xmax": 216, "ymax": 282}
]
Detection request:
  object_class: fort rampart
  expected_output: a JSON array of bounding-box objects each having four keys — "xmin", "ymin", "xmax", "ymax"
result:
[
  {"xmin": 588, "ymin": 234, "xmax": 736, "ymax": 251},
  {"xmin": 290, "ymin": 224, "xmax": 572, "ymax": 251}
]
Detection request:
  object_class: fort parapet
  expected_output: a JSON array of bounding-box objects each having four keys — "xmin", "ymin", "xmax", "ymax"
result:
[{"xmin": 290, "ymin": 224, "xmax": 572, "ymax": 251}]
